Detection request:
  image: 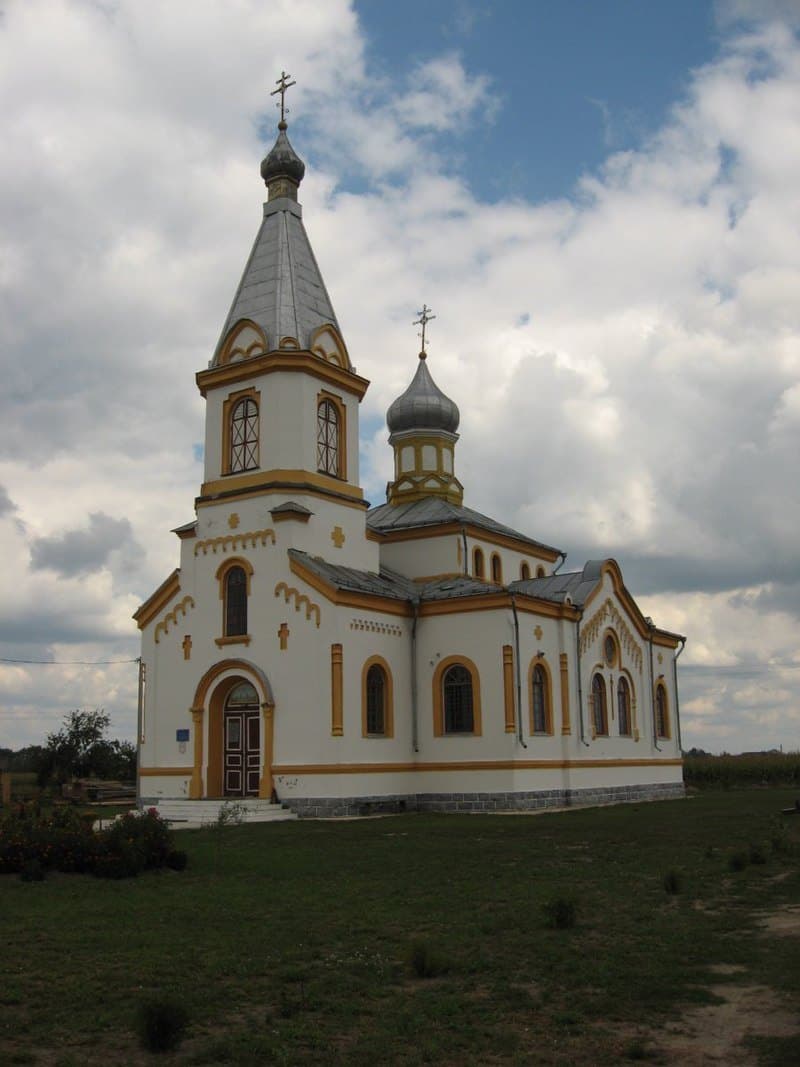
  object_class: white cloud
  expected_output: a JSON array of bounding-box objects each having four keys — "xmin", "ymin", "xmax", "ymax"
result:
[{"xmin": 0, "ymin": 1, "xmax": 799, "ymax": 754}]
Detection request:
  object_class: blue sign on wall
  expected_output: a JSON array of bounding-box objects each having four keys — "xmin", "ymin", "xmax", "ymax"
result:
[{"xmin": 176, "ymin": 729, "xmax": 190, "ymax": 742}]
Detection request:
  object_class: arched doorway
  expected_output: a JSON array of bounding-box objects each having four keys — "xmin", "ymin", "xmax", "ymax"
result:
[
  {"xmin": 223, "ymin": 681, "xmax": 261, "ymax": 797},
  {"xmin": 190, "ymin": 659, "xmax": 275, "ymax": 800}
]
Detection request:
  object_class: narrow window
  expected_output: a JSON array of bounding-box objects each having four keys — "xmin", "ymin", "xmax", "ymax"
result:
[
  {"xmin": 536, "ymin": 565, "xmax": 546, "ymax": 578},
  {"xmin": 473, "ymin": 547, "xmax": 484, "ymax": 579},
  {"xmin": 317, "ymin": 399, "xmax": 340, "ymax": 476},
  {"xmin": 443, "ymin": 664, "xmax": 474, "ymax": 733},
  {"xmin": 656, "ymin": 684, "xmax": 669, "ymax": 738},
  {"xmin": 592, "ymin": 673, "xmax": 608, "ymax": 736},
  {"xmin": 532, "ymin": 664, "xmax": 548, "ymax": 733},
  {"xmin": 225, "ymin": 566, "xmax": 248, "ymax": 636},
  {"xmin": 520, "ymin": 562, "xmax": 531, "ymax": 580},
  {"xmin": 618, "ymin": 676, "xmax": 631, "ymax": 736},
  {"xmin": 230, "ymin": 397, "xmax": 259, "ymax": 473},
  {"xmin": 366, "ymin": 664, "xmax": 386, "ymax": 735},
  {"xmin": 491, "ymin": 553, "xmax": 503, "ymax": 584}
]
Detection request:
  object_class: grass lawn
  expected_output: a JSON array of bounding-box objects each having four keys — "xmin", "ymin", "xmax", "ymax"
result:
[{"xmin": 2, "ymin": 789, "xmax": 799, "ymax": 1065}]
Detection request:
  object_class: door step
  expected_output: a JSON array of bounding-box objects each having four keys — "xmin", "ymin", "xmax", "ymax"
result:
[{"xmin": 148, "ymin": 798, "xmax": 298, "ymax": 827}]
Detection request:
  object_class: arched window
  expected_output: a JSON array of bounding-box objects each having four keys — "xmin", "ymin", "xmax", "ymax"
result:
[
  {"xmin": 656, "ymin": 683, "xmax": 670, "ymax": 739},
  {"xmin": 491, "ymin": 553, "xmax": 503, "ymax": 584},
  {"xmin": 617, "ymin": 676, "xmax": 631, "ymax": 736},
  {"xmin": 317, "ymin": 398, "xmax": 340, "ymax": 476},
  {"xmin": 531, "ymin": 663, "xmax": 549, "ymax": 733},
  {"xmin": 473, "ymin": 547, "xmax": 485, "ymax": 579},
  {"xmin": 520, "ymin": 562, "xmax": 531, "ymax": 580},
  {"xmin": 366, "ymin": 664, "xmax": 386, "ymax": 735},
  {"xmin": 225, "ymin": 566, "xmax": 248, "ymax": 636},
  {"xmin": 536, "ymin": 565, "xmax": 546, "ymax": 578},
  {"xmin": 230, "ymin": 397, "xmax": 259, "ymax": 473},
  {"xmin": 592, "ymin": 673, "xmax": 608, "ymax": 736},
  {"xmin": 443, "ymin": 664, "xmax": 474, "ymax": 733}
]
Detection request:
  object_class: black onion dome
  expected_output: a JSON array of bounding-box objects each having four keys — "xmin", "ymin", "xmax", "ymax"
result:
[
  {"xmin": 387, "ymin": 356, "xmax": 460, "ymax": 434},
  {"xmin": 260, "ymin": 123, "xmax": 306, "ymax": 187}
]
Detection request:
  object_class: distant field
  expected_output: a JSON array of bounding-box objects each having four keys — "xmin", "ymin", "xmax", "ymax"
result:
[
  {"xmin": 2, "ymin": 790, "xmax": 799, "ymax": 1065},
  {"xmin": 683, "ymin": 751, "xmax": 800, "ymax": 788}
]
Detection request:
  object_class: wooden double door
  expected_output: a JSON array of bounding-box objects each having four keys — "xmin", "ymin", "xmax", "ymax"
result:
[{"xmin": 223, "ymin": 709, "xmax": 260, "ymax": 797}]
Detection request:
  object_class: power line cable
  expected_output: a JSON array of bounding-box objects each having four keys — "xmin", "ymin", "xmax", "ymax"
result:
[{"xmin": 0, "ymin": 657, "xmax": 140, "ymax": 666}]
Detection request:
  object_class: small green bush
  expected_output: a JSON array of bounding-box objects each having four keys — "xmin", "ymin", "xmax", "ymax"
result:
[
  {"xmin": 729, "ymin": 850, "xmax": 750, "ymax": 872},
  {"xmin": 408, "ymin": 938, "xmax": 450, "ymax": 978},
  {"xmin": 543, "ymin": 895, "xmax": 577, "ymax": 929},
  {"xmin": 166, "ymin": 849, "xmax": 188, "ymax": 871},
  {"xmin": 136, "ymin": 996, "xmax": 189, "ymax": 1053},
  {"xmin": 663, "ymin": 870, "xmax": 682, "ymax": 895}
]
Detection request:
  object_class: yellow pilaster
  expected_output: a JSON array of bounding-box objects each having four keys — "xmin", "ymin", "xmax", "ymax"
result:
[
  {"xmin": 331, "ymin": 643, "xmax": 344, "ymax": 736},
  {"xmin": 559, "ymin": 653, "xmax": 572, "ymax": 735},
  {"xmin": 259, "ymin": 702, "xmax": 275, "ymax": 798},
  {"xmin": 190, "ymin": 708, "xmax": 204, "ymax": 798},
  {"xmin": 502, "ymin": 645, "xmax": 516, "ymax": 733}
]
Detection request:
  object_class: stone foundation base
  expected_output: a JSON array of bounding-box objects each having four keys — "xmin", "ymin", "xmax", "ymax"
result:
[{"xmin": 284, "ymin": 781, "xmax": 685, "ymax": 819}]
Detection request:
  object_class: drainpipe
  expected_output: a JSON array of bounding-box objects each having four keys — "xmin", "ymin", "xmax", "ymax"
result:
[
  {"xmin": 553, "ymin": 551, "xmax": 567, "ymax": 575},
  {"xmin": 461, "ymin": 526, "xmax": 469, "ymax": 577},
  {"xmin": 410, "ymin": 597, "xmax": 420, "ymax": 753},
  {"xmin": 510, "ymin": 592, "xmax": 527, "ymax": 748},
  {"xmin": 648, "ymin": 620, "xmax": 660, "ymax": 752},
  {"xmin": 136, "ymin": 657, "xmax": 146, "ymax": 807},
  {"xmin": 673, "ymin": 636, "xmax": 686, "ymax": 755},
  {"xmin": 575, "ymin": 611, "xmax": 589, "ymax": 746}
]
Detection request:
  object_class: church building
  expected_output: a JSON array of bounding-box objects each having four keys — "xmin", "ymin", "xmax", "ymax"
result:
[{"xmin": 135, "ymin": 96, "xmax": 685, "ymax": 818}]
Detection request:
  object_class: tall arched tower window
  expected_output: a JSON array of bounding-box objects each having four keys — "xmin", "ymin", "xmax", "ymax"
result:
[
  {"xmin": 317, "ymin": 398, "xmax": 341, "ymax": 476},
  {"xmin": 225, "ymin": 566, "xmax": 248, "ymax": 636},
  {"xmin": 230, "ymin": 397, "xmax": 259, "ymax": 473},
  {"xmin": 617, "ymin": 676, "xmax": 632, "ymax": 736},
  {"xmin": 531, "ymin": 664, "xmax": 548, "ymax": 733},
  {"xmin": 473, "ymin": 547, "xmax": 485, "ymax": 579}
]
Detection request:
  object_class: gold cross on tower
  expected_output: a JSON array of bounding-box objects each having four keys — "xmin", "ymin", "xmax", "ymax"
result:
[
  {"xmin": 271, "ymin": 70, "xmax": 296, "ymax": 127},
  {"xmin": 413, "ymin": 303, "xmax": 436, "ymax": 357}
]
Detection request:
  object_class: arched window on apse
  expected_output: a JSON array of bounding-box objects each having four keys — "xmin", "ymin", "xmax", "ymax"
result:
[
  {"xmin": 443, "ymin": 664, "xmax": 475, "ymax": 733},
  {"xmin": 491, "ymin": 553, "xmax": 503, "ymax": 584},
  {"xmin": 617, "ymin": 676, "xmax": 631, "ymax": 736},
  {"xmin": 520, "ymin": 562, "xmax": 531, "ymax": 580},
  {"xmin": 473, "ymin": 547, "xmax": 485, "ymax": 579},
  {"xmin": 366, "ymin": 664, "xmax": 387, "ymax": 735},
  {"xmin": 592, "ymin": 673, "xmax": 608, "ymax": 736},
  {"xmin": 531, "ymin": 663, "xmax": 549, "ymax": 733},
  {"xmin": 656, "ymin": 683, "xmax": 670, "ymax": 739}
]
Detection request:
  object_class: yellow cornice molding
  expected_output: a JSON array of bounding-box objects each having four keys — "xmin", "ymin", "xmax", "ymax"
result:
[
  {"xmin": 196, "ymin": 350, "xmax": 369, "ymax": 399},
  {"xmin": 199, "ymin": 467, "xmax": 364, "ymax": 501},
  {"xmin": 139, "ymin": 767, "xmax": 192, "ymax": 776},
  {"xmin": 272, "ymin": 757, "xmax": 683, "ymax": 775},
  {"xmin": 371, "ymin": 520, "xmax": 561, "ymax": 561},
  {"xmin": 133, "ymin": 569, "xmax": 181, "ymax": 630}
]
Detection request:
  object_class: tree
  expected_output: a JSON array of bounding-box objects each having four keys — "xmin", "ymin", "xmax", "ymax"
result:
[{"xmin": 38, "ymin": 709, "xmax": 136, "ymax": 785}]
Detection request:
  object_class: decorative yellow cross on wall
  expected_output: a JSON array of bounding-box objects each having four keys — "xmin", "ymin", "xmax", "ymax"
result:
[
  {"xmin": 278, "ymin": 622, "xmax": 290, "ymax": 650},
  {"xmin": 182, "ymin": 635, "xmax": 192, "ymax": 661},
  {"xmin": 534, "ymin": 626, "xmax": 543, "ymax": 641},
  {"xmin": 331, "ymin": 525, "xmax": 346, "ymax": 549}
]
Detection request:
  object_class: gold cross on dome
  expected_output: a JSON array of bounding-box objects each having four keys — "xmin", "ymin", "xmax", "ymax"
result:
[
  {"xmin": 413, "ymin": 304, "xmax": 436, "ymax": 354},
  {"xmin": 271, "ymin": 70, "xmax": 296, "ymax": 125}
]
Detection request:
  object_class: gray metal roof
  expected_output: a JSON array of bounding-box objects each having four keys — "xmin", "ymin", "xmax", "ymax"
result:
[
  {"xmin": 367, "ymin": 497, "xmax": 562, "ymax": 556},
  {"xmin": 386, "ymin": 355, "xmax": 460, "ymax": 434},
  {"xmin": 508, "ymin": 561, "xmax": 603, "ymax": 607},
  {"xmin": 212, "ymin": 197, "xmax": 339, "ymax": 364}
]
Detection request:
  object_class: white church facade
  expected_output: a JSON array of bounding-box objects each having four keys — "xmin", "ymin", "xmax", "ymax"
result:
[{"xmin": 135, "ymin": 106, "xmax": 685, "ymax": 817}]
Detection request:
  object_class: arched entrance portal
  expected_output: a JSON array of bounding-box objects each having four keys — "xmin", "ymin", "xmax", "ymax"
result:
[
  {"xmin": 190, "ymin": 659, "xmax": 275, "ymax": 800},
  {"xmin": 223, "ymin": 681, "xmax": 261, "ymax": 797}
]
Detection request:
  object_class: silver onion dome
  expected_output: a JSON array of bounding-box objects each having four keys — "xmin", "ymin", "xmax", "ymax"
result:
[
  {"xmin": 386, "ymin": 354, "xmax": 460, "ymax": 434},
  {"xmin": 260, "ymin": 122, "xmax": 306, "ymax": 187}
]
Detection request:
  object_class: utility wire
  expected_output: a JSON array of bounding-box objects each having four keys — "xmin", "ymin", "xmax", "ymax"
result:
[{"xmin": 0, "ymin": 657, "xmax": 140, "ymax": 666}]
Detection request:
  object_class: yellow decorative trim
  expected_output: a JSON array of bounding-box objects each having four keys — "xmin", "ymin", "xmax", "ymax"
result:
[
  {"xmin": 330, "ymin": 524, "xmax": 346, "ymax": 549},
  {"xmin": 216, "ymin": 318, "xmax": 268, "ymax": 366},
  {"xmin": 309, "ymin": 323, "xmax": 352, "ymax": 370},
  {"xmin": 432, "ymin": 655, "xmax": 483, "ymax": 737},
  {"xmin": 200, "ymin": 467, "xmax": 363, "ymax": 501},
  {"xmin": 228, "ymin": 513, "xmax": 240, "ymax": 529},
  {"xmin": 371, "ymin": 520, "xmax": 561, "ymax": 562},
  {"xmin": 194, "ymin": 528, "xmax": 276, "ymax": 556},
  {"xmin": 154, "ymin": 596, "xmax": 195, "ymax": 644},
  {"xmin": 274, "ymin": 581, "xmax": 321, "ymax": 627},
  {"xmin": 197, "ymin": 481, "xmax": 367, "ymax": 512},
  {"xmin": 214, "ymin": 634, "xmax": 252, "ymax": 647},
  {"xmin": 559, "ymin": 653, "xmax": 571, "ymax": 735},
  {"xmin": 502, "ymin": 645, "xmax": 515, "ymax": 733},
  {"xmin": 582, "ymin": 560, "xmax": 683, "ymax": 647},
  {"xmin": 349, "ymin": 619, "xmax": 404, "ymax": 637},
  {"xmin": 272, "ymin": 757, "xmax": 684, "ymax": 775},
  {"xmin": 580, "ymin": 598, "xmax": 643, "ymax": 672},
  {"xmin": 197, "ymin": 350, "xmax": 369, "ymax": 400},
  {"xmin": 331, "ymin": 643, "xmax": 344, "ymax": 737},
  {"xmin": 529, "ymin": 656, "xmax": 555, "ymax": 735},
  {"xmin": 134, "ymin": 569, "xmax": 180, "ymax": 630},
  {"xmin": 361, "ymin": 655, "xmax": 395, "ymax": 738}
]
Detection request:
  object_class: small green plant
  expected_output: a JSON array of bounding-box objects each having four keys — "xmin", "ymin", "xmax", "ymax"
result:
[
  {"xmin": 213, "ymin": 801, "xmax": 248, "ymax": 828},
  {"xmin": 662, "ymin": 870, "xmax": 682, "ymax": 895},
  {"xmin": 729, "ymin": 850, "xmax": 750, "ymax": 872},
  {"xmin": 748, "ymin": 843, "xmax": 767, "ymax": 865},
  {"xmin": 136, "ymin": 996, "xmax": 189, "ymax": 1053},
  {"xmin": 542, "ymin": 894, "xmax": 577, "ymax": 929},
  {"xmin": 408, "ymin": 937, "xmax": 451, "ymax": 978}
]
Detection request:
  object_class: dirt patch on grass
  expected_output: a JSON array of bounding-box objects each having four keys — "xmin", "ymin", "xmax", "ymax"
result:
[
  {"xmin": 651, "ymin": 984, "xmax": 798, "ymax": 1065},
  {"xmin": 758, "ymin": 904, "xmax": 800, "ymax": 937}
]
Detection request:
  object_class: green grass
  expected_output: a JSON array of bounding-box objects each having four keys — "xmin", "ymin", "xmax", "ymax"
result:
[{"xmin": 2, "ymin": 789, "xmax": 800, "ymax": 1065}]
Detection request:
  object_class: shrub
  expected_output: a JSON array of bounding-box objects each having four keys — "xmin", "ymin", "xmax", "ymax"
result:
[
  {"xmin": 136, "ymin": 996, "xmax": 189, "ymax": 1053},
  {"xmin": 663, "ymin": 870, "xmax": 682, "ymax": 895},
  {"xmin": 543, "ymin": 894, "xmax": 577, "ymax": 929},
  {"xmin": 748, "ymin": 843, "xmax": 767, "ymax": 865},
  {"xmin": 408, "ymin": 938, "xmax": 451, "ymax": 978},
  {"xmin": 166, "ymin": 849, "xmax": 188, "ymax": 871},
  {"xmin": 729, "ymin": 850, "xmax": 750, "ymax": 872},
  {"xmin": 20, "ymin": 859, "xmax": 46, "ymax": 882}
]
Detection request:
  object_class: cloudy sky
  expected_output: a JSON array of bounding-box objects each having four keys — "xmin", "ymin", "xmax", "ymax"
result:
[{"xmin": 1, "ymin": 0, "xmax": 798, "ymax": 754}]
